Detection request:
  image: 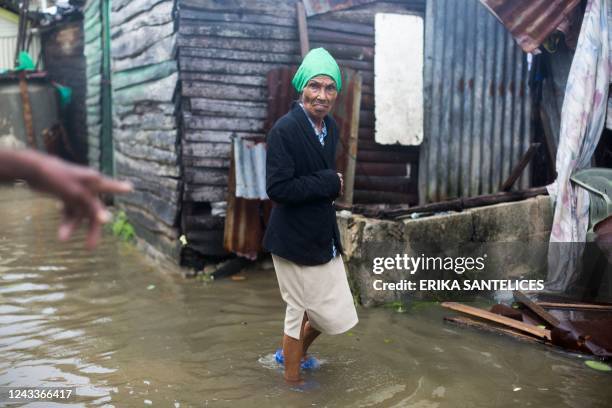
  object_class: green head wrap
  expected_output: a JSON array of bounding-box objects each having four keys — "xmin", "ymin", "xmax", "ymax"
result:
[{"xmin": 291, "ymin": 47, "xmax": 342, "ymax": 93}]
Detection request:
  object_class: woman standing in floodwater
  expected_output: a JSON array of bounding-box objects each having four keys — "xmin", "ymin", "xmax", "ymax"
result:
[{"xmin": 263, "ymin": 48, "xmax": 359, "ymax": 384}]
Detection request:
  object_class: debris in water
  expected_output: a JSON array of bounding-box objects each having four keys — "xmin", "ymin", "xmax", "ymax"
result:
[{"xmin": 585, "ymin": 360, "xmax": 612, "ymax": 372}]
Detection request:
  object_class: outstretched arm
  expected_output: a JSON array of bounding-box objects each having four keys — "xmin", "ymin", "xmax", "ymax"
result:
[{"xmin": 0, "ymin": 149, "xmax": 133, "ymax": 248}]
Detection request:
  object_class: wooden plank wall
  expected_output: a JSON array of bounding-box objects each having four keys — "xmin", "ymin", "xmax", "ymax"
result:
[
  {"xmin": 83, "ymin": 0, "xmax": 102, "ymax": 169},
  {"xmin": 41, "ymin": 20, "xmax": 88, "ymax": 164},
  {"xmin": 177, "ymin": 0, "xmax": 299, "ymax": 258},
  {"xmin": 177, "ymin": 0, "xmax": 424, "ymax": 258},
  {"xmin": 308, "ymin": 1, "xmax": 424, "ymax": 204},
  {"xmin": 110, "ymin": 0, "xmax": 181, "ymax": 261}
]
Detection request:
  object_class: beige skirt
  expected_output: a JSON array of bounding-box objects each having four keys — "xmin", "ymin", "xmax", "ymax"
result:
[{"xmin": 272, "ymin": 254, "xmax": 359, "ymax": 340}]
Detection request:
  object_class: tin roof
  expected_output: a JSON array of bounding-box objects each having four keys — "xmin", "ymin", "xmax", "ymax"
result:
[{"xmin": 478, "ymin": 0, "xmax": 582, "ymax": 53}]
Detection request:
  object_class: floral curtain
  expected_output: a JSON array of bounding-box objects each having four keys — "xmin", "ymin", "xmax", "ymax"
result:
[{"xmin": 546, "ymin": 0, "xmax": 610, "ymax": 291}]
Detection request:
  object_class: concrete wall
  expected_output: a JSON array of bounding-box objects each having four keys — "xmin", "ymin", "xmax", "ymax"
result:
[{"xmin": 338, "ymin": 195, "xmax": 554, "ymax": 306}]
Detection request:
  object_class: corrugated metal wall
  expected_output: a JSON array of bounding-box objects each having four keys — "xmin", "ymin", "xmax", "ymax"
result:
[
  {"xmin": 0, "ymin": 17, "xmax": 43, "ymax": 69},
  {"xmin": 419, "ymin": 0, "xmax": 532, "ymax": 204}
]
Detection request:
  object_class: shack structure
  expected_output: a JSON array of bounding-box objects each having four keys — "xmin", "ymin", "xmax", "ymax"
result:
[
  {"xmin": 0, "ymin": 1, "xmax": 88, "ymax": 161},
  {"xmin": 82, "ymin": 0, "xmax": 540, "ymax": 267},
  {"xmin": 40, "ymin": 8, "xmax": 89, "ymax": 164}
]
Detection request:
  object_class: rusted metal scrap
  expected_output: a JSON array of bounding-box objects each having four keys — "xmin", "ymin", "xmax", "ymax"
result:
[
  {"xmin": 443, "ymin": 295, "xmax": 612, "ymax": 360},
  {"xmin": 478, "ymin": 0, "xmax": 582, "ymax": 53},
  {"xmin": 550, "ymin": 320, "xmax": 612, "ymax": 358}
]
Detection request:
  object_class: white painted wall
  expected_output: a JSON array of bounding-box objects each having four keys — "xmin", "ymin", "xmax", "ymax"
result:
[{"xmin": 374, "ymin": 13, "xmax": 424, "ymax": 146}]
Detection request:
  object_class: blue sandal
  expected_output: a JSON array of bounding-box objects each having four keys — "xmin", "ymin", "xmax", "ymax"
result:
[{"xmin": 274, "ymin": 348, "xmax": 320, "ymax": 370}]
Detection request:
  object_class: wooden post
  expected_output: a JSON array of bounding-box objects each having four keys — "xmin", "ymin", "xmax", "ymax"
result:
[
  {"xmin": 18, "ymin": 72, "xmax": 35, "ymax": 149},
  {"xmin": 296, "ymin": 1, "xmax": 309, "ymax": 58},
  {"xmin": 500, "ymin": 143, "xmax": 541, "ymax": 192},
  {"xmin": 539, "ymin": 108, "xmax": 558, "ymax": 177},
  {"xmin": 333, "ymin": 69, "xmax": 362, "ymax": 207}
]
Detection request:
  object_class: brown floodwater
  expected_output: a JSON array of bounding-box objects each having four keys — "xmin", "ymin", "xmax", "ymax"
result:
[{"xmin": 0, "ymin": 186, "xmax": 611, "ymax": 407}]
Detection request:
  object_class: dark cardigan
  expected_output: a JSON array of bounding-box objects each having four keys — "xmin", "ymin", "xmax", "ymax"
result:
[{"xmin": 263, "ymin": 101, "xmax": 343, "ymax": 266}]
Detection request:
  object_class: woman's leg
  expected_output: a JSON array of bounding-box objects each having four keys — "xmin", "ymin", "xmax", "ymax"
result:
[
  {"xmin": 302, "ymin": 314, "xmax": 321, "ymax": 357},
  {"xmin": 282, "ymin": 313, "xmax": 308, "ymax": 383}
]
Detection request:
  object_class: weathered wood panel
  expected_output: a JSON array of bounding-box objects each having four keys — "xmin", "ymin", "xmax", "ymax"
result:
[
  {"xmin": 111, "ymin": 21, "xmax": 174, "ymax": 59},
  {"xmin": 181, "ymin": 0, "xmax": 295, "ymax": 17},
  {"xmin": 111, "ymin": 0, "xmax": 174, "ymax": 37},
  {"xmin": 181, "ymin": 81, "xmax": 266, "ymax": 101},
  {"xmin": 183, "ymin": 167, "xmax": 229, "ymax": 185},
  {"xmin": 84, "ymin": 0, "xmax": 103, "ymax": 170},
  {"xmin": 183, "ymin": 184, "xmax": 228, "ymax": 202},
  {"xmin": 183, "ymin": 113, "xmax": 264, "ymax": 132},
  {"xmin": 190, "ymin": 98, "xmax": 267, "ymax": 118},
  {"xmin": 113, "ymin": 60, "xmax": 177, "ymax": 90},
  {"xmin": 113, "ymin": 35, "xmax": 176, "ymax": 71},
  {"xmin": 103, "ymin": 0, "xmax": 180, "ymax": 263},
  {"xmin": 113, "ymin": 72, "xmax": 177, "ymax": 105},
  {"xmin": 182, "ymin": 140, "xmax": 232, "ymax": 157},
  {"xmin": 115, "ymin": 140, "xmax": 177, "ymax": 165},
  {"xmin": 114, "ymin": 113, "xmax": 176, "ymax": 131},
  {"xmin": 114, "ymin": 128, "xmax": 177, "ymax": 151},
  {"xmin": 111, "ymin": 0, "xmax": 169, "ymax": 27},
  {"xmin": 177, "ymin": 35, "xmax": 299, "ymax": 54}
]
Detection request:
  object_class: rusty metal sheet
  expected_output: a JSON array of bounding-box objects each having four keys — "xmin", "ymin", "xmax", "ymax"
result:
[
  {"xmin": 224, "ymin": 136, "xmax": 271, "ymax": 259},
  {"xmin": 223, "ymin": 196, "xmax": 272, "ymax": 260},
  {"xmin": 478, "ymin": 0, "xmax": 582, "ymax": 53},
  {"xmin": 302, "ymin": 0, "xmax": 377, "ymax": 17}
]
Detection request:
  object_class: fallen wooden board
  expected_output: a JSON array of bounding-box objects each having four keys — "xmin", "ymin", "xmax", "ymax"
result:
[
  {"xmin": 441, "ymin": 302, "xmax": 552, "ymax": 341},
  {"xmin": 537, "ymin": 302, "xmax": 612, "ymax": 311},
  {"xmin": 444, "ymin": 316, "xmax": 552, "ymax": 346},
  {"xmin": 513, "ymin": 290, "xmax": 560, "ymax": 327}
]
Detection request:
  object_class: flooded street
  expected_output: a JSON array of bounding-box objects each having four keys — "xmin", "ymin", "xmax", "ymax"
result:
[{"xmin": 0, "ymin": 186, "xmax": 611, "ymax": 407}]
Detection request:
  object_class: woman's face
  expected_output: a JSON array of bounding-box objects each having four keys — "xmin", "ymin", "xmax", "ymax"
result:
[{"xmin": 301, "ymin": 75, "xmax": 338, "ymax": 122}]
